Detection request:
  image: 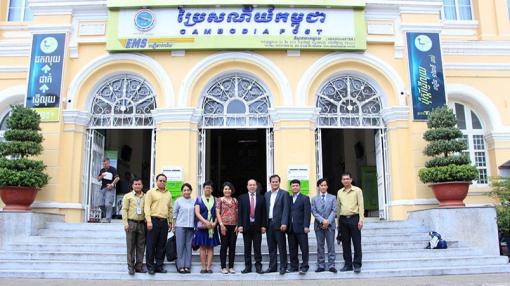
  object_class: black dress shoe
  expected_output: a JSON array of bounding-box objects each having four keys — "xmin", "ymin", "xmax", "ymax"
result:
[
  {"xmin": 353, "ymin": 266, "xmax": 361, "ymax": 273},
  {"xmin": 135, "ymin": 268, "xmax": 147, "ymax": 273},
  {"xmin": 279, "ymin": 268, "xmax": 288, "ymax": 275},
  {"xmin": 241, "ymin": 268, "xmax": 252, "ymax": 274},
  {"xmin": 155, "ymin": 268, "xmax": 167, "ymax": 273},
  {"xmin": 148, "ymin": 269, "xmax": 155, "ymax": 275},
  {"xmin": 315, "ymin": 267, "xmax": 325, "ymax": 272},
  {"xmin": 340, "ymin": 266, "xmax": 353, "ymax": 272},
  {"xmin": 256, "ymin": 267, "xmax": 263, "ymax": 274},
  {"xmin": 299, "ymin": 268, "xmax": 308, "ymax": 275},
  {"xmin": 128, "ymin": 268, "xmax": 135, "ymax": 275},
  {"xmin": 329, "ymin": 267, "xmax": 337, "ymax": 273},
  {"xmin": 289, "ymin": 268, "xmax": 299, "ymax": 273}
]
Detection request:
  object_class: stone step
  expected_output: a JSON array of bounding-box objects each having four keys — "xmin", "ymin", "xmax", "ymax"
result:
[
  {"xmin": 0, "ymin": 256, "xmax": 506, "ymax": 272},
  {"xmin": 0, "ymin": 247, "xmax": 482, "ymax": 262},
  {"xmin": 2, "ymin": 264, "xmax": 508, "ymax": 280},
  {"xmin": 25, "ymin": 232, "xmax": 431, "ymax": 244},
  {"xmin": 8, "ymin": 240, "xmax": 459, "ymax": 253}
]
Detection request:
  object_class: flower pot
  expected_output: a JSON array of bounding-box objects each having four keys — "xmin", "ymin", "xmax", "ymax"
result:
[
  {"xmin": 0, "ymin": 186, "xmax": 39, "ymax": 211},
  {"xmin": 429, "ymin": 181, "xmax": 471, "ymax": 208}
]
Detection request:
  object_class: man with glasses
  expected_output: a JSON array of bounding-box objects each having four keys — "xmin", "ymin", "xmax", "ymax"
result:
[{"xmin": 144, "ymin": 174, "xmax": 173, "ymax": 275}]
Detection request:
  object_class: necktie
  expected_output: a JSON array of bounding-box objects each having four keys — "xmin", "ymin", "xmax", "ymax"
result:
[
  {"xmin": 250, "ymin": 193, "xmax": 255, "ymax": 219},
  {"xmin": 321, "ymin": 194, "xmax": 326, "ymax": 211}
]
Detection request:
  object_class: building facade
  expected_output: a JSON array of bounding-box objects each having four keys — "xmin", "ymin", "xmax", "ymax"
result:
[{"xmin": 0, "ymin": 0, "xmax": 509, "ymax": 222}]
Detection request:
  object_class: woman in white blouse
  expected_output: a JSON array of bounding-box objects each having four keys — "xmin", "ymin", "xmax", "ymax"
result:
[{"xmin": 173, "ymin": 183, "xmax": 195, "ymax": 274}]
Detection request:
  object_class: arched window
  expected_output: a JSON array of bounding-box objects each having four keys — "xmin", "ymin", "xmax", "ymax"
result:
[
  {"xmin": 316, "ymin": 75, "xmax": 383, "ymax": 128},
  {"xmin": 451, "ymin": 102, "xmax": 489, "ymax": 184},
  {"xmin": 90, "ymin": 74, "xmax": 156, "ymax": 127},
  {"xmin": 201, "ymin": 73, "xmax": 271, "ymax": 128}
]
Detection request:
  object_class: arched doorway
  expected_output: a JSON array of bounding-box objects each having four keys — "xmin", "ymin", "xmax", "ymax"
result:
[
  {"xmin": 315, "ymin": 75, "xmax": 389, "ymax": 219},
  {"xmin": 84, "ymin": 74, "xmax": 157, "ymax": 222},
  {"xmin": 198, "ymin": 73, "xmax": 274, "ymax": 197}
]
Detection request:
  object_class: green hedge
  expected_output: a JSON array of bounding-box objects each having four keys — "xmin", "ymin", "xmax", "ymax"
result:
[{"xmin": 419, "ymin": 164, "xmax": 479, "ymax": 183}]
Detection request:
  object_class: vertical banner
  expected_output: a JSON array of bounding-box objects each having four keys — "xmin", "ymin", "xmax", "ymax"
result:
[
  {"xmin": 26, "ymin": 33, "xmax": 66, "ymax": 122},
  {"xmin": 406, "ymin": 32, "xmax": 446, "ymax": 120},
  {"xmin": 287, "ymin": 165, "xmax": 310, "ymax": 196},
  {"xmin": 162, "ymin": 166, "xmax": 183, "ymax": 202}
]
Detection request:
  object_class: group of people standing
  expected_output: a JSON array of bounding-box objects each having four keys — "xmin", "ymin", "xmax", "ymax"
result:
[{"xmin": 119, "ymin": 167, "xmax": 365, "ymax": 276}]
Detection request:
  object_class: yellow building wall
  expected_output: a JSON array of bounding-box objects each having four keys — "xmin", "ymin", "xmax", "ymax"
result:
[{"xmin": 0, "ymin": 2, "xmax": 509, "ymax": 222}]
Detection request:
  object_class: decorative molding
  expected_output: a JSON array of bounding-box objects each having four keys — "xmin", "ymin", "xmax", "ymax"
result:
[
  {"xmin": 399, "ymin": 23, "xmax": 443, "ymax": 33},
  {"xmin": 442, "ymin": 20, "xmax": 479, "ymax": 37},
  {"xmin": 269, "ymin": 107, "xmax": 317, "ymax": 122},
  {"xmin": 62, "ymin": 110, "xmax": 91, "ymax": 126},
  {"xmin": 0, "ymin": 24, "xmax": 29, "ymax": 31},
  {"xmin": 31, "ymin": 201, "xmax": 84, "ymax": 210},
  {"xmin": 446, "ymin": 84, "xmax": 503, "ymax": 131},
  {"xmin": 179, "ymin": 52, "xmax": 292, "ymax": 107},
  {"xmin": 67, "ymin": 53, "xmax": 175, "ymax": 109},
  {"xmin": 29, "ymin": 0, "xmax": 107, "ymax": 16},
  {"xmin": 444, "ymin": 63, "xmax": 510, "ymax": 71},
  {"xmin": 0, "ymin": 66, "xmax": 27, "ymax": 73},
  {"xmin": 0, "ymin": 86, "xmax": 25, "ymax": 113},
  {"xmin": 296, "ymin": 52, "xmax": 406, "ymax": 106},
  {"xmin": 442, "ymin": 41, "xmax": 510, "ymax": 56},
  {"xmin": 27, "ymin": 24, "xmax": 72, "ymax": 34},
  {"xmin": 381, "ymin": 106, "xmax": 409, "ymax": 123},
  {"xmin": 389, "ymin": 198, "xmax": 438, "ymax": 206},
  {"xmin": 152, "ymin": 107, "xmax": 201, "ymax": 124},
  {"xmin": 486, "ymin": 130, "xmax": 510, "ymax": 145},
  {"xmin": 0, "ymin": 42, "xmax": 31, "ymax": 57}
]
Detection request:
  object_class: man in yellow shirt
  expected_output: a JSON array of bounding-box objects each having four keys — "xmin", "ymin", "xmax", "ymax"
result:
[
  {"xmin": 121, "ymin": 178, "xmax": 146, "ymax": 275},
  {"xmin": 144, "ymin": 173, "xmax": 173, "ymax": 275},
  {"xmin": 336, "ymin": 172, "xmax": 364, "ymax": 274}
]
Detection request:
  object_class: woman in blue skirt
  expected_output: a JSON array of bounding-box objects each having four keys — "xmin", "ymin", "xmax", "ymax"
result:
[{"xmin": 194, "ymin": 180, "xmax": 220, "ymax": 273}]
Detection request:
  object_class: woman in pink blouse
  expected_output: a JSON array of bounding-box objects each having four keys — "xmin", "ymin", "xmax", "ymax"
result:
[{"xmin": 216, "ymin": 181, "xmax": 238, "ymax": 274}]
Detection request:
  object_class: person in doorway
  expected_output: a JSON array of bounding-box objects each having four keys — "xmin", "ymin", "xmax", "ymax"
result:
[
  {"xmin": 337, "ymin": 172, "xmax": 364, "ymax": 274},
  {"xmin": 96, "ymin": 158, "xmax": 119, "ymax": 223},
  {"xmin": 287, "ymin": 179, "xmax": 311, "ymax": 274},
  {"xmin": 264, "ymin": 174, "xmax": 290, "ymax": 275},
  {"xmin": 121, "ymin": 177, "xmax": 146, "ymax": 275},
  {"xmin": 194, "ymin": 181, "xmax": 220, "ymax": 274},
  {"xmin": 237, "ymin": 179, "xmax": 266, "ymax": 274},
  {"xmin": 311, "ymin": 178, "xmax": 337, "ymax": 273},
  {"xmin": 216, "ymin": 182, "xmax": 239, "ymax": 274},
  {"xmin": 144, "ymin": 173, "xmax": 173, "ymax": 275},
  {"xmin": 173, "ymin": 183, "xmax": 195, "ymax": 274}
]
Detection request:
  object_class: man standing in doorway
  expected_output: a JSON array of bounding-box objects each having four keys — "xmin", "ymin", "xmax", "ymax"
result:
[
  {"xmin": 237, "ymin": 179, "xmax": 266, "ymax": 274},
  {"xmin": 337, "ymin": 172, "xmax": 364, "ymax": 274},
  {"xmin": 121, "ymin": 178, "xmax": 146, "ymax": 275},
  {"xmin": 264, "ymin": 174, "xmax": 289, "ymax": 275},
  {"xmin": 96, "ymin": 158, "xmax": 119, "ymax": 223},
  {"xmin": 145, "ymin": 173, "xmax": 173, "ymax": 275},
  {"xmin": 311, "ymin": 178, "xmax": 337, "ymax": 273},
  {"xmin": 287, "ymin": 179, "xmax": 311, "ymax": 274}
]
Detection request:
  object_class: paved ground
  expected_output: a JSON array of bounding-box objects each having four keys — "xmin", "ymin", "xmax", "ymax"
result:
[{"xmin": 2, "ymin": 274, "xmax": 510, "ymax": 286}]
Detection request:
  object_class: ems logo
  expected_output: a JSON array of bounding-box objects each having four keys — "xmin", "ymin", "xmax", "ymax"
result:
[{"xmin": 134, "ymin": 9, "xmax": 155, "ymax": 32}]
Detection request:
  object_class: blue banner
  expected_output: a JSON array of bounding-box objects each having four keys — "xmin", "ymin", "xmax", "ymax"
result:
[
  {"xmin": 406, "ymin": 32, "xmax": 446, "ymax": 120},
  {"xmin": 26, "ymin": 33, "xmax": 66, "ymax": 121}
]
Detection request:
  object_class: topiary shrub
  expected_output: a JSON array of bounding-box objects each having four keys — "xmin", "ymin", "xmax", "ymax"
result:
[
  {"xmin": 418, "ymin": 105, "xmax": 478, "ymax": 184},
  {"xmin": 0, "ymin": 105, "xmax": 49, "ymax": 188}
]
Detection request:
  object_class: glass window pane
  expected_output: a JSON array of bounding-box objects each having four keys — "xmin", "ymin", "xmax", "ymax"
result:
[
  {"xmin": 8, "ymin": 0, "xmax": 23, "ymax": 21},
  {"xmin": 458, "ymin": 0, "xmax": 473, "ymax": 20},
  {"xmin": 470, "ymin": 111, "xmax": 482, "ymax": 129},
  {"xmin": 226, "ymin": 99, "xmax": 246, "ymax": 114},
  {"xmin": 454, "ymin": 103, "xmax": 467, "ymax": 129},
  {"xmin": 443, "ymin": 0, "xmax": 457, "ymax": 20},
  {"xmin": 472, "ymin": 135, "xmax": 485, "ymax": 150},
  {"xmin": 24, "ymin": 4, "xmax": 33, "ymax": 21}
]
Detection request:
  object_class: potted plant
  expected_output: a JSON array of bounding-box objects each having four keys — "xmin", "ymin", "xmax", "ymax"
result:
[
  {"xmin": 418, "ymin": 105, "xmax": 478, "ymax": 207},
  {"xmin": 489, "ymin": 177, "xmax": 510, "ymax": 257},
  {"xmin": 0, "ymin": 105, "xmax": 49, "ymax": 211}
]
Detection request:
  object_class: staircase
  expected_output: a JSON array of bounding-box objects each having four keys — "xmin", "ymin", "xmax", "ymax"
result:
[{"xmin": 0, "ymin": 218, "xmax": 508, "ymax": 280}]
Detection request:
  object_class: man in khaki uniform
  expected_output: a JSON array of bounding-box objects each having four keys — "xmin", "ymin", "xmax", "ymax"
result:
[
  {"xmin": 144, "ymin": 174, "xmax": 173, "ymax": 275},
  {"xmin": 121, "ymin": 178, "xmax": 146, "ymax": 275},
  {"xmin": 336, "ymin": 172, "xmax": 364, "ymax": 274}
]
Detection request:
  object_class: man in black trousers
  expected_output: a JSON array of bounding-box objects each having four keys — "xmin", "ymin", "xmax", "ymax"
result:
[
  {"xmin": 264, "ymin": 174, "xmax": 290, "ymax": 275},
  {"xmin": 237, "ymin": 179, "xmax": 267, "ymax": 274},
  {"xmin": 287, "ymin": 179, "xmax": 311, "ymax": 274}
]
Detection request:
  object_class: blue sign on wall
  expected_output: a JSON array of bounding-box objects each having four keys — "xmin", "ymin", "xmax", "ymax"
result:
[
  {"xmin": 26, "ymin": 33, "xmax": 66, "ymax": 121},
  {"xmin": 406, "ymin": 32, "xmax": 446, "ymax": 120}
]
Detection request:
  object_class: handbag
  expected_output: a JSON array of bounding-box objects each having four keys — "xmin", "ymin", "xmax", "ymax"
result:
[{"xmin": 165, "ymin": 233, "xmax": 177, "ymax": 262}]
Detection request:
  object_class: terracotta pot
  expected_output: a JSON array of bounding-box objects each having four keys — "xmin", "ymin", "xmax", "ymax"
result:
[
  {"xmin": 429, "ymin": 181, "xmax": 471, "ymax": 208},
  {"xmin": 0, "ymin": 186, "xmax": 39, "ymax": 211}
]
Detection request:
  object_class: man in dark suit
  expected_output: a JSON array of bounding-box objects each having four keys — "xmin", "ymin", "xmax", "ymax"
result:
[
  {"xmin": 264, "ymin": 174, "xmax": 290, "ymax": 275},
  {"xmin": 287, "ymin": 179, "xmax": 311, "ymax": 274},
  {"xmin": 237, "ymin": 179, "xmax": 267, "ymax": 274}
]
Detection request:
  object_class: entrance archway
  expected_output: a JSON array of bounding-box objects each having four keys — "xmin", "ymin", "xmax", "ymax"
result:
[
  {"xmin": 198, "ymin": 73, "xmax": 274, "ymax": 197},
  {"xmin": 84, "ymin": 74, "xmax": 157, "ymax": 222},
  {"xmin": 315, "ymin": 74, "xmax": 389, "ymax": 219}
]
